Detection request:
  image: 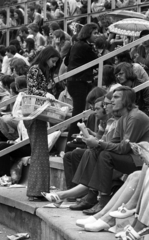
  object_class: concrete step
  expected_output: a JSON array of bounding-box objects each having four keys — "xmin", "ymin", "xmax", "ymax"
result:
[
  {"xmin": 0, "ymin": 187, "xmax": 116, "ymax": 240},
  {"xmin": 0, "ymin": 188, "xmax": 147, "ymax": 240}
]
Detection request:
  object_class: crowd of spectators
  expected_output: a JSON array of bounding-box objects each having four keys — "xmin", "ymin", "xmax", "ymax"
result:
[{"xmin": 0, "ymin": 0, "xmax": 149, "ymax": 239}]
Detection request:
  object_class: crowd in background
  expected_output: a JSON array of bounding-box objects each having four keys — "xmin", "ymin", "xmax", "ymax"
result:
[{"xmin": 0, "ymin": 0, "xmax": 149, "ymax": 239}]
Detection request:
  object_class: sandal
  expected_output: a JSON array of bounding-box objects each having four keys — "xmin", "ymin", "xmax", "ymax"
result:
[
  {"xmin": 109, "ymin": 203, "xmax": 136, "ymax": 219},
  {"xmin": 115, "ymin": 225, "xmax": 149, "ymax": 240},
  {"xmin": 41, "ymin": 192, "xmax": 63, "ymax": 207}
]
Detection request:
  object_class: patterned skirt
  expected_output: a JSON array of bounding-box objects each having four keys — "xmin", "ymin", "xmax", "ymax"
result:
[{"xmin": 24, "ymin": 119, "xmax": 50, "ymax": 197}]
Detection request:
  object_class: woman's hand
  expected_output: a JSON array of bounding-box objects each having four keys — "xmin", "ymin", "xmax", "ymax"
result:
[{"xmin": 82, "ymin": 135, "xmax": 98, "ymax": 148}]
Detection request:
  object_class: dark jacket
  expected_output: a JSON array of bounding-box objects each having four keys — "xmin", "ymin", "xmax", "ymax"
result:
[{"xmin": 67, "ymin": 40, "xmax": 98, "ymax": 81}]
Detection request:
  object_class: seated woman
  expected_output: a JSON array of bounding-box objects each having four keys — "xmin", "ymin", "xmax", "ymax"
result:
[{"xmin": 115, "ymin": 144, "xmax": 149, "ymax": 240}]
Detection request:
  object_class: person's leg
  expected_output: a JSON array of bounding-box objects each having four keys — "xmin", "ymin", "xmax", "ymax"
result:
[
  {"xmin": 63, "ymin": 148, "xmax": 86, "ymax": 189},
  {"xmin": 54, "ymin": 184, "xmax": 88, "ymax": 200},
  {"xmin": 63, "ymin": 151, "xmax": 75, "ymax": 189},
  {"xmin": 82, "ymin": 150, "xmax": 138, "ymax": 215},
  {"xmin": 93, "ymin": 171, "xmax": 140, "ymax": 220},
  {"xmin": 97, "ymin": 171, "xmax": 140, "ymax": 228},
  {"xmin": 116, "ymin": 167, "xmax": 149, "ymax": 239},
  {"xmin": 136, "ymin": 167, "xmax": 149, "ymax": 227},
  {"xmin": 25, "ymin": 119, "xmax": 50, "ymax": 198},
  {"xmin": 73, "ymin": 147, "xmax": 102, "ymax": 187},
  {"xmin": 125, "ymin": 164, "xmax": 148, "ymax": 210},
  {"xmin": 89, "ymin": 150, "xmax": 138, "ymax": 195},
  {"xmin": 71, "ymin": 148, "xmax": 86, "ymax": 177}
]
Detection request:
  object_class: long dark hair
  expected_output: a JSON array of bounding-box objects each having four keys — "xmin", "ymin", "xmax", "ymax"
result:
[
  {"xmin": 25, "ymin": 38, "xmax": 35, "ymax": 53},
  {"xmin": 78, "ymin": 23, "xmax": 98, "ymax": 41},
  {"xmin": 31, "ymin": 46, "xmax": 61, "ymax": 80}
]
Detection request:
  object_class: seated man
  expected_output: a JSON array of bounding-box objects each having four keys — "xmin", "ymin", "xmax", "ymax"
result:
[
  {"xmin": 76, "ymin": 86, "xmax": 149, "ymax": 215},
  {"xmin": 63, "ymin": 96, "xmax": 107, "ymax": 190}
]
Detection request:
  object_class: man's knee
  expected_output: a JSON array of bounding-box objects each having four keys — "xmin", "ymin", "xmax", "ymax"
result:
[
  {"xmin": 71, "ymin": 148, "xmax": 84, "ymax": 159},
  {"xmin": 100, "ymin": 150, "xmax": 111, "ymax": 159},
  {"xmin": 63, "ymin": 151, "xmax": 72, "ymax": 164}
]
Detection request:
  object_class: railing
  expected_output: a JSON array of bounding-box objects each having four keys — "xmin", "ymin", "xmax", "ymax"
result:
[
  {"xmin": 0, "ymin": 33, "xmax": 149, "ymax": 109},
  {"xmin": 0, "ymin": 34, "xmax": 149, "ymax": 156},
  {"xmin": 0, "ymin": 0, "xmax": 149, "ymax": 45}
]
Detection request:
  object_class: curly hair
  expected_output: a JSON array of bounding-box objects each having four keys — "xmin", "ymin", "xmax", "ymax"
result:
[{"xmin": 12, "ymin": 58, "xmax": 29, "ymax": 76}]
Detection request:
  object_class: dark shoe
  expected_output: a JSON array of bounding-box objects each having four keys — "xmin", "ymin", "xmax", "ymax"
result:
[
  {"xmin": 83, "ymin": 195, "xmax": 111, "ymax": 215},
  {"xmin": 69, "ymin": 200, "xmax": 95, "ymax": 211}
]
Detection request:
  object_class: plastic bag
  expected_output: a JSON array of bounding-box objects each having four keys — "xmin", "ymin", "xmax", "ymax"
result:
[
  {"xmin": 10, "ymin": 159, "xmax": 23, "ymax": 184},
  {"xmin": 130, "ymin": 141, "xmax": 149, "ymax": 166},
  {"xmin": 12, "ymin": 92, "xmax": 51, "ymax": 120}
]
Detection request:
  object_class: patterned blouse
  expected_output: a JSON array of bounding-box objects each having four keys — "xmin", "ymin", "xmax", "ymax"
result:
[{"xmin": 27, "ymin": 64, "xmax": 48, "ymax": 97}]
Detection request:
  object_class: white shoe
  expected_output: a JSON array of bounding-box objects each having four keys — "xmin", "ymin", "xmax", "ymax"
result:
[
  {"xmin": 41, "ymin": 192, "xmax": 63, "ymax": 207},
  {"xmin": 84, "ymin": 219, "xmax": 110, "ymax": 232},
  {"xmin": 109, "ymin": 204, "xmax": 136, "ymax": 219},
  {"xmin": 76, "ymin": 216, "xmax": 97, "ymax": 228}
]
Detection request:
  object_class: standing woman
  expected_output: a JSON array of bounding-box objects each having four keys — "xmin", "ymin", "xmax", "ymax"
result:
[
  {"xmin": 66, "ymin": 23, "xmax": 99, "ymax": 146},
  {"xmin": 25, "ymin": 46, "xmax": 61, "ymax": 201}
]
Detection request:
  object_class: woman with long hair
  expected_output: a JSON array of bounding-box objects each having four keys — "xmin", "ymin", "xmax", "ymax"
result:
[
  {"xmin": 24, "ymin": 46, "xmax": 61, "ymax": 201},
  {"xmin": 66, "ymin": 23, "xmax": 99, "ymax": 149}
]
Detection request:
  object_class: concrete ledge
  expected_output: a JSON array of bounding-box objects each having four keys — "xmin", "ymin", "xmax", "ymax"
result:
[
  {"xmin": 50, "ymin": 156, "xmax": 64, "ymax": 170},
  {"xmin": 0, "ymin": 187, "xmax": 148, "ymax": 240},
  {"xmin": 0, "ymin": 187, "xmax": 45, "ymax": 214},
  {"xmin": 0, "ymin": 187, "xmax": 115, "ymax": 240}
]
